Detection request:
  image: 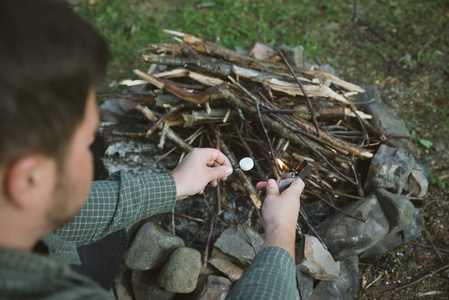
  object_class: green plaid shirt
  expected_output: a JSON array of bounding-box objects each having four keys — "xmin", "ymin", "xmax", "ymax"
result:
[
  {"xmin": 226, "ymin": 247, "xmax": 297, "ymax": 300},
  {"xmin": 0, "ymin": 171, "xmax": 296, "ymax": 299},
  {"xmin": 51, "ymin": 170, "xmax": 177, "ymax": 265}
]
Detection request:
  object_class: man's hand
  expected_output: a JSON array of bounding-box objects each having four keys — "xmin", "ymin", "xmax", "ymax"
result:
[
  {"xmin": 171, "ymin": 148, "xmax": 233, "ymax": 200},
  {"xmin": 256, "ymin": 178, "xmax": 304, "ymax": 258}
]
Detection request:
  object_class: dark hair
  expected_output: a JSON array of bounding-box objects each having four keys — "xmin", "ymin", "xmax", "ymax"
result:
[{"xmin": 0, "ymin": 0, "xmax": 109, "ymax": 166}]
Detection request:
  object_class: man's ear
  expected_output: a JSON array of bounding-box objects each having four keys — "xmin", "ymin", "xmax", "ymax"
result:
[{"xmin": 4, "ymin": 155, "xmax": 56, "ymax": 210}]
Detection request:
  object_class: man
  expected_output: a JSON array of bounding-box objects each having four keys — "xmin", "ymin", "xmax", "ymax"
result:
[{"xmin": 0, "ymin": 0, "xmax": 304, "ymax": 299}]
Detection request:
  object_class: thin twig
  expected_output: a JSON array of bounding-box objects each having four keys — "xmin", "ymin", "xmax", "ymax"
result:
[
  {"xmin": 223, "ymin": 201, "xmax": 257, "ymax": 255},
  {"xmin": 233, "ymin": 123, "xmax": 266, "ymax": 181},
  {"xmin": 278, "ymin": 50, "xmax": 320, "ymax": 137},
  {"xmin": 215, "ymin": 126, "xmax": 262, "ymax": 208},
  {"xmin": 425, "ymin": 229, "xmax": 444, "ymax": 263},
  {"xmin": 203, "ymin": 212, "xmax": 216, "ymax": 267},
  {"xmin": 408, "ymin": 243, "xmax": 449, "ymax": 254},
  {"xmin": 365, "ymin": 274, "xmax": 382, "ymax": 290},
  {"xmin": 333, "ymin": 84, "xmax": 370, "ymax": 147},
  {"xmin": 299, "ymin": 207, "xmax": 327, "ymax": 250},
  {"xmin": 172, "ymin": 208, "xmax": 176, "ymax": 235},
  {"xmin": 308, "ymin": 188, "xmax": 367, "ymax": 223},
  {"xmin": 138, "ymin": 146, "xmax": 178, "ymax": 174},
  {"xmin": 146, "ymin": 104, "xmax": 184, "ymax": 137},
  {"xmin": 230, "ymin": 77, "xmax": 282, "ymax": 177},
  {"xmin": 175, "ymin": 213, "xmax": 204, "ymax": 223},
  {"xmin": 395, "ymin": 263, "xmax": 449, "ymax": 291},
  {"xmin": 136, "ymin": 105, "xmax": 193, "ymax": 152},
  {"xmin": 303, "ymin": 16, "xmax": 309, "ymax": 68},
  {"xmin": 294, "ymin": 132, "xmax": 358, "ymax": 185},
  {"xmin": 351, "ymin": 162, "xmax": 365, "ymax": 198}
]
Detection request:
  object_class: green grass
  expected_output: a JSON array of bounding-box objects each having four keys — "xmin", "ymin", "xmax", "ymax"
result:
[
  {"xmin": 73, "ymin": 0, "xmax": 352, "ymax": 90},
  {"xmin": 73, "ymin": 0, "xmax": 449, "ymax": 125}
]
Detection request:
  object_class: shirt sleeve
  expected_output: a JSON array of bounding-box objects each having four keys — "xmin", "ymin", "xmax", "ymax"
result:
[
  {"xmin": 53, "ymin": 170, "xmax": 177, "ymax": 246},
  {"xmin": 225, "ymin": 247, "xmax": 297, "ymax": 300}
]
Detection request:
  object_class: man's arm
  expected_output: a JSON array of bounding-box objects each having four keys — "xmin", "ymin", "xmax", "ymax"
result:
[
  {"xmin": 226, "ymin": 179, "xmax": 304, "ymax": 300},
  {"xmin": 54, "ymin": 148, "xmax": 233, "ymax": 247},
  {"xmin": 54, "ymin": 171, "xmax": 177, "ymax": 246}
]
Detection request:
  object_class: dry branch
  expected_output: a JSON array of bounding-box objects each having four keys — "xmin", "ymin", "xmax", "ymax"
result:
[{"xmin": 112, "ymin": 32, "xmax": 388, "ymax": 243}]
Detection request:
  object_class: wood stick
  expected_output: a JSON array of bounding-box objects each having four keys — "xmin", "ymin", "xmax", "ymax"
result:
[
  {"xmin": 230, "ymin": 77, "xmax": 282, "ymax": 177},
  {"xmin": 134, "ymin": 69, "xmax": 225, "ymax": 104},
  {"xmin": 272, "ymin": 110, "xmax": 372, "ymax": 158},
  {"xmin": 215, "ymin": 127, "xmax": 262, "ymax": 209},
  {"xmin": 142, "ymin": 53, "xmax": 356, "ymax": 102},
  {"xmin": 233, "ymin": 123, "xmax": 266, "ymax": 181},
  {"xmin": 279, "ymin": 50, "xmax": 320, "ymax": 137},
  {"xmin": 147, "ymin": 104, "xmax": 184, "ymax": 137},
  {"xmin": 299, "ymin": 207, "xmax": 327, "ymax": 250},
  {"xmin": 135, "ymin": 105, "xmax": 193, "ymax": 152},
  {"xmin": 165, "ymin": 32, "xmax": 365, "ymax": 93},
  {"xmin": 175, "ymin": 213, "xmax": 204, "ymax": 223},
  {"xmin": 203, "ymin": 209, "xmax": 216, "ymax": 268},
  {"xmin": 214, "ymin": 85, "xmax": 343, "ymax": 160}
]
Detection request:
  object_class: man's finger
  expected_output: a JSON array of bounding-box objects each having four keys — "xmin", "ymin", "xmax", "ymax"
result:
[
  {"xmin": 256, "ymin": 181, "xmax": 267, "ymax": 191},
  {"xmin": 283, "ymin": 178, "xmax": 305, "ymax": 196},
  {"xmin": 206, "ymin": 149, "xmax": 232, "ymax": 167}
]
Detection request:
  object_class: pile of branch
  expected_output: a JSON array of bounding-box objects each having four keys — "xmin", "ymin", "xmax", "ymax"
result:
[{"xmin": 119, "ymin": 30, "xmax": 378, "ymax": 212}]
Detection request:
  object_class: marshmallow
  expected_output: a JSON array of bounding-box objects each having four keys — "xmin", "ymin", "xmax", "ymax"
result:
[{"xmin": 239, "ymin": 157, "xmax": 254, "ymax": 171}]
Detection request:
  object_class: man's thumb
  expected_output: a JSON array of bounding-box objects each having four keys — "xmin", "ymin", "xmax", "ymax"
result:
[
  {"xmin": 266, "ymin": 179, "xmax": 280, "ymax": 195},
  {"xmin": 213, "ymin": 165, "xmax": 233, "ymax": 179}
]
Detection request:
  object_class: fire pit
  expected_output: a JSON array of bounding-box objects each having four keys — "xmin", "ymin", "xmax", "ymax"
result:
[{"xmin": 96, "ymin": 31, "xmax": 427, "ymax": 300}]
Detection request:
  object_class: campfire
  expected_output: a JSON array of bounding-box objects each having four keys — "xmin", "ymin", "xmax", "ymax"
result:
[{"xmin": 99, "ymin": 30, "xmax": 426, "ymax": 299}]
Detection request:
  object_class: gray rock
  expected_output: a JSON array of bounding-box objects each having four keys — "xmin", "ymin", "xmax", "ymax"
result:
[
  {"xmin": 113, "ymin": 266, "xmax": 133, "ymax": 300},
  {"xmin": 360, "ymin": 231, "xmax": 403, "ymax": 258},
  {"xmin": 374, "ymin": 188, "xmax": 415, "ymax": 234},
  {"xmin": 361, "ymin": 208, "xmax": 423, "ymax": 258},
  {"xmin": 207, "ymin": 258, "xmax": 244, "ymax": 282},
  {"xmin": 316, "ymin": 64, "xmax": 336, "ymax": 76},
  {"xmin": 157, "ymin": 247, "xmax": 202, "ymax": 293},
  {"xmin": 296, "ymin": 268, "xmax": 314, "ymax": 300},
  {"xmin": 212, "ymin": 226, "xmax": 264, "ymax": 268},
  {"xmin": 278, "ymin": 45, "xmax": 305, "ymax": 67},
  {"xmin": 125, "ymin": 222, "xmax": 185, "ymax": 271},
  {"xmin": 310, "ymin": 256, "xmax": 359, "ymax": 300},
  {"xmin": 99, "ymin": 99, "xmax": 127, "ymax": 123},
  {"xmin": 191, "ymin": 275, "xmax": 232, "ymax": 300},
  {"xmin": 364, "ymin": 144, "xmax": 415, "ymax": 194},
  {"xmin": 297, "ymin": 235, "xmax": 340, "ymax": 281},
  {"xmin": 132, "ymin": 271, "xmax": 175, "ymax": 300},
  {"xmin": 316, "ymin": 193, "xmax": 389, "ymax": 261},
  {"xmin": 403, "ymin": 157, "xmax": 430, "ymax": 197},
  {"xmin": 364, "ymin": 103, "xmax": 417, "ymax": 153},
  {"xmin": 403, "ymin": 208, "xmax": 423, "ymax": 243},
  {"xmin": 234, "ymin": 47, "xmax": 250, "ymax": 56},
  {"xmin": 351, "ymin": 85, "xmax": 382, "ymax": 106},
  {"xmin": 249, "ymin": 42, "xmax": 274, "ymax": 60}
]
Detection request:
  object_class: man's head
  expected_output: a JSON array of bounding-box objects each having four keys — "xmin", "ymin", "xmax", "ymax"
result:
[
  {"xmin": 0, "ymin": 0, "xmax": 109, "ymax": 166},
  {"xmin": 0, "ymin": 0, "xmax": 109, "ymax": 248}
]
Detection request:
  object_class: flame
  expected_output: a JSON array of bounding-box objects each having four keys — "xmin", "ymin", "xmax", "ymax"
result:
[{"xmin": 276, "ymin": 158, "xmax": 289, "ymax": 171}]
